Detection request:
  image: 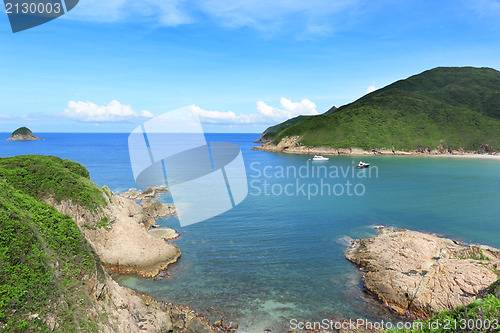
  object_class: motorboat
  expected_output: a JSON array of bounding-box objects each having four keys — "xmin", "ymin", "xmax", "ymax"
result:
[
  {"xmin": 356, "ymin": 161, "xmax": 370, "ymax": 168},
  {"xmin": 312, "ymin": 155, "xmax": 329, "ymax": 161}
]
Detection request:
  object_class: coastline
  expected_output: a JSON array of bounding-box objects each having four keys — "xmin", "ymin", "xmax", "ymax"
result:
[
  {"xmin": 46, "ymin": 185, "xmax": 222, "ymax": 332},
  {"xmin": 0, "ymin": 154, "xmax": 220, "ymax": 332},
  {"xmin": 252, "ymin": 136, "xmax": 500, "ymax": 160}
]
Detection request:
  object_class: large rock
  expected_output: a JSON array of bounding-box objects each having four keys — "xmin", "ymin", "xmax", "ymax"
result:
[
  {"xmin": 7, "ymin": 126, "xmax": 42, "ymax": 141},
  {"xmin": 46, "ymin": 188, "xmax": 180, "ymax": 278},
  {"xmin": 141, "ymin": 199, "xmax": 176, "ymax": 218},
  {"xmin": 345, "ymin": 227, "xmax": 500, "ymax": 319},
  {"xmin": 81, "ymin": 273, "xmax": 215, "ymax": 333}
]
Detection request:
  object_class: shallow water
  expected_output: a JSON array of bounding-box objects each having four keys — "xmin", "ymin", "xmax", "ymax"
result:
[{"xmin": 2, "ymin": 132, "xmax": 500, "ymax": 331}]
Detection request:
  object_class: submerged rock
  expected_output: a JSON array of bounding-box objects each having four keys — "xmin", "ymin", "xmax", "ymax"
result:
[
  {"xmin": 7, "ymin": 126, "xmax": 42, "ymax": 141},
  {"xmin": 345, "ymin": 227, "xmax": 500, "ymax": 319}
]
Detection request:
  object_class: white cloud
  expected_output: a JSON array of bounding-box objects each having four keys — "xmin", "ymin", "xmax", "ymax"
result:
[
  {"xmin": 257, "ymin": 97, "xmax": 318, "ymax": 119},
  {"xmin": 62, "ymin": 100, "xmax": 154, "ymax": 123},
  {"xmin": 67, "ymin": 0, "xmax": 362, "ymax": 34},
  {"xmin": 68, "ymin": 0, "xmax": 192, "ymax": 26},
  {"xmin": 366, "ymin": 85, "xmax": 377, "ymax": 93},
  {"xmin": 195, "ymin": 97, "xmax": 318, "ymax": 125},
  {"xmin": 195, "ymin": 108, "xmax": 252, "ymax": 124}
]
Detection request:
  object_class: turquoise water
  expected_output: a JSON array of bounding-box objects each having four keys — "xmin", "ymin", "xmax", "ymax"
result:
[{"xmin": 2, "ymin": 133, "xmax": 500, "ymax": 332}]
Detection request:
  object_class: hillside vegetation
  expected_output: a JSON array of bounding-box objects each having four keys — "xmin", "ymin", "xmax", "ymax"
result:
[
  {"xmin": 273, "ymin": 67, "xmax": 500, "ymax": 151},
  {"xmin": 258, "ymin": 115, "xmax": 310, "ymax": 142},
  {"xmin": 258, "ymin": 106, "xmax": 338, "ymax": 142},
  {"xmin": 0, "ymin": 155, "xmax": 107, "ymax": 332},
  {"xmin": 0, "ymin": 155, "xmax": 106, "ymax": 211}
]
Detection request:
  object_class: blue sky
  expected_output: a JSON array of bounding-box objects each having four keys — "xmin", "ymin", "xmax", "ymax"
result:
[{"xmin": 1, "ymin": 0, "xmax": 500, "ymax": 133}]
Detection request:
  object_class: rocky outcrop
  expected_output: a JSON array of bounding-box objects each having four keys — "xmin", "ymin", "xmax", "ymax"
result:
[
  {"xmin": 7, "ymin": 126, "xmax": 42, "ymax": 141},
  {"xmin": 345, "ymin": 227, "xmax": 500, "ymax": 319},
  {"xmin": 51, "ymin": 262, "xmax": 215, "ymax": 333},
  {"xmin": 45, "ymin": 187, "xmax": 179, "ymax": 278},
  {"xmin": 83, "ymin": 273, "xmax": 173, "ymax": 333},
  {"xmin": 141, "ymin": 199, "xmax": 176, "ymax": 219}
]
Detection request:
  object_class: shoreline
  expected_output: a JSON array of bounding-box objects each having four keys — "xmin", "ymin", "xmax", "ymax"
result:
[{"xmin": 253, "ymin": 138, "xmax": 500, "ymax": 161}]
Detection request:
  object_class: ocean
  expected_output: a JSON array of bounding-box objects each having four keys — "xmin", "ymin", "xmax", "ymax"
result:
[{"xmin": 2, "ymin": 132, "xmax": 500, "ymax": 332}]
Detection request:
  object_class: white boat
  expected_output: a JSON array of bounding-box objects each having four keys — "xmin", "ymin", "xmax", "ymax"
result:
[
  {"xmin": 356, "ymin": 161, "xmax": 370, "ymax": 168},
  {"xmin": 312, "ymin": 155, "xmax": 329, "ymax": 161}
]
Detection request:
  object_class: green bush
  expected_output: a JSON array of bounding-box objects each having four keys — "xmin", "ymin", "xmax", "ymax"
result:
[{"xmin": 0, "ymin": 155, "xmax": 105, "ymax": 211}]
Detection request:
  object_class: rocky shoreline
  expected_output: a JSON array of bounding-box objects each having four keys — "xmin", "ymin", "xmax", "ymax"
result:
[
  {"xmin": 44, "ymin": 185, "xmax": 225, "ymax": 332},
  {"xmin": 253, "ymin": 136, "xmax": 500, "ymax": 158},
  {"xmin": 345, "ymin": 227, "xmax": 500, "ymax": 320}
]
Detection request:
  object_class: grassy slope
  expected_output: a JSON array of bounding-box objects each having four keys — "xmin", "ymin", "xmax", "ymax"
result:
[
  {"xmin": 0, "ymin": 155, "xmax": 106, "ymax": 211},
  {"xmin": 260, "ymin": 115, "xmax": 310, "ymax": 141},
  {"xmin": 259, "ymin": 106, "xmax": 338, "ymax": 141},
  {"xmin": 273, "ymin": 67, "xmax": 500, "ymax": 151},
  {"xmin": 0, "ymin": 155, "xmax": 107, "ymax": 332}
]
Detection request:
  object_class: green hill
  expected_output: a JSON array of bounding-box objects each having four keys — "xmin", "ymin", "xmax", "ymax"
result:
[
  {"xmin": 272, "ymin": 67, "xmax": 500, "ymax": 152},
  {"xmin": 0, "ymin": 156, "xmax": 107, "ymax": 331}
]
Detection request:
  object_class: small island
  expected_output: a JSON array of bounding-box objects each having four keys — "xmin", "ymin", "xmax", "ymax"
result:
[{"xmin": 7, "ymin": 126, "xmax": 43, "ymax": 141}]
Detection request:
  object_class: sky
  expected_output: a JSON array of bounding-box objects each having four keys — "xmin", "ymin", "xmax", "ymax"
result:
[{"xmin": 1, "ymin": 0, "xmax": 500, "ymax": 133}]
